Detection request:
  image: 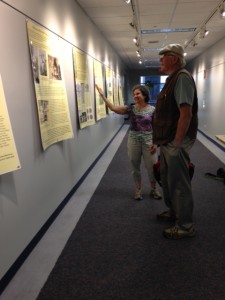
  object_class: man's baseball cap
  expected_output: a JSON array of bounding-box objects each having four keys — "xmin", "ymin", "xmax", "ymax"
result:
[{"xmin": 159, "ymin": 44, "xmax": 184, "ymax": 57}]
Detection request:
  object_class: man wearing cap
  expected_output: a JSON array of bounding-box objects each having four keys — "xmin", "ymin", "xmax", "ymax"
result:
[{"xmin": 153, "ymin": 43, "xmax": 198, "ymax": 239}]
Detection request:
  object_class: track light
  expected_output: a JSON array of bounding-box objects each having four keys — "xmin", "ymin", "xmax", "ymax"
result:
[
  {"xmin": 139, "ymin": 59, "xmax": 142, "ymax": 64},
  {"xmin": 129, "ymin": 14, "xmax": 137, "ymax": 30},
  {"xmin": 199, "ymin": 27, "xmax": 209, "ymax": 39},
  {"xmin": 136, "ymin": 50, "xmax": 141, "ymax": 57},
  {"xmin": 123, "ymin": 0, "xmax": 131, "ymax": 4},
  {"xmin": 191, "ymin": 39, "xmax": 197, "ymax": 47},
  {"xmin": 219, "ymin": 3, "xmax": 225, "ymax": 18},
  {"xmin": 205, "ymin": 29, "xmax": 209, "ymax": 36},
  {"xmin": 132, "ymin": 37, "xmax": 139, "ymax": 47},
  {"xmin": 129, "ymin": 20, "xmax": 137, "ymax": 30}
]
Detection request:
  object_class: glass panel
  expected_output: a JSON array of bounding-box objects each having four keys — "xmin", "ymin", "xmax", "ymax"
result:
[{"xmin": 139, "ymin": 75, "xmax": 168, "ymax": 105}]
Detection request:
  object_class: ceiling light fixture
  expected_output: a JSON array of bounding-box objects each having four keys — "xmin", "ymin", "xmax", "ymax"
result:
[
  {"xmin": 191, "ymin": 40, "xmax": 197, "ymax": 47},
  {"xmin": 143, "ymin": 47, "xmax": 161, "ymax": 52},
  {"xmin": 205, "ymin": 29, "xmax": 209, "ymax": 36},
  {"xmin": 129, "ymin": 21, "xmax": 135, "ymax": 29},
  {"xmin": 186, "ymin": 1, "xmax": 224, "ymax": 50},
  {"xmin": 220, "ymin": 3, "xmax": 225, "ymax": 18},
  {"xmin": 198, "ymin": 26, "xmax": 209, "ymax": 39},
  {"xmin": 128, "ymin": 0, "xmax": 143, "ymax": 65},
  {"xmin": 141, "ymin": 28, "xmax": 196, "ymax": 34},
  {"xmin": 123, "ymin": 0, "xmax": 131, "ymax": 4},
  {"xmin": 129, "ymin": 13, "xmax": 137, "ymax": 30}
]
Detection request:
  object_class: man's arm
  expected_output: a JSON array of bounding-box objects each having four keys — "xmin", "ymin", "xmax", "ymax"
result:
[{"xmin": 175, "ymin": 104, "xmax": 192, "ymax": 146}]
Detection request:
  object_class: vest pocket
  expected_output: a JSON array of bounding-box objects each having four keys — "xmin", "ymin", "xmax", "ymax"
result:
[{"xmin": 153, "ymin": 121, "xmax": 176, "ymax": 144}]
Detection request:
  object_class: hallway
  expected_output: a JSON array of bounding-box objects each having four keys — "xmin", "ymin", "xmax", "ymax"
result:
[{"xmin": 0, "ymin": 125, "xmax": 225, "ymax": 300}]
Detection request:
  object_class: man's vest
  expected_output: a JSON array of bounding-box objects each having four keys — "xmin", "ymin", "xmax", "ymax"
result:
[{"xmin": 153, "ymin": 68, "xmax": 198, "ymax": 145}]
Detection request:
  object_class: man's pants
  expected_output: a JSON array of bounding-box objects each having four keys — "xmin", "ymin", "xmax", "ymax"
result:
[{"xmin": 160, "ymin": 137, "xmax": 195, "ymax": 229}]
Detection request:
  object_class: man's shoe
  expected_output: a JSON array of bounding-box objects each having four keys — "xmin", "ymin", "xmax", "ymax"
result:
[
  {"xmin": 134, "ymin": 188, "xmax": 143, "ymax": 200},
  {"xmin": 163, "ymin": 225, "xmax": 196, "ymax": 239},
  {"xmin": 156, "ymin": 210, "xmax": 176, "ymax": 222},
  {"xmin": 150, "ymin": 189, "xmax": 162, "ymax": 200}
]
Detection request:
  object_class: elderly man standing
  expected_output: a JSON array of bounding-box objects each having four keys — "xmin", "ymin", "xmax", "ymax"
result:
[{"xmin": 153, "ymin": 44, "xmax": 198, "ymax": 239}]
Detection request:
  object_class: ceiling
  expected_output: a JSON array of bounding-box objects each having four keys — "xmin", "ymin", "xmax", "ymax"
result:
[{"xmin": 75, "ymin": 0, "xmax": 225, "ymax": 70}]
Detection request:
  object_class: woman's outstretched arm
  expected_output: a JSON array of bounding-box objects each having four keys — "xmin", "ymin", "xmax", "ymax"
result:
[{"xmin": 95, "ymin": 84, "xmax": 128, "ymax": 115}]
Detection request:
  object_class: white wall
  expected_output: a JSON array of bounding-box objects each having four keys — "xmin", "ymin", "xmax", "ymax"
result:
[
  {"xmin": 0, "ymin": 0, "xmax": 126, "ymax": 280},
  {"xmin": 188, "ymin": 38, "xmax": 225, "ymax": 147}
]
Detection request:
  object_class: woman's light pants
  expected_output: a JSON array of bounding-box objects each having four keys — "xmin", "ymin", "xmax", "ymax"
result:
[{"xmin": 127, "ymin": 136, "xmax": 157, "ymax": 185}]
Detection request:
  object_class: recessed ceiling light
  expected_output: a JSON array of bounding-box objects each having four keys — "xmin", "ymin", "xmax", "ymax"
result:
[
  {"xmin": 142, "ymin": 28, "xmax": 196, "ymax": 34},
  {"xmin": 148, "ymin": 40, "xmax": 159, "ymax": 44},
  {"xmin": 143, "ymin": 48, "xmax": 161, "ymax": 52}
]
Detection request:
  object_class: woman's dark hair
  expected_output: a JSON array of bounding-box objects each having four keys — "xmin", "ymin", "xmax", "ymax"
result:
[{"xmin": 132, "ymin": 84, "xmax": 150, "ymax": 103}]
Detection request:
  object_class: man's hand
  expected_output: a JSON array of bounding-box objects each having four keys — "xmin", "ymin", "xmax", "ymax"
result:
[{"xmin": 150, "ymin": 144, "xmax": 157, "ymax": 154}]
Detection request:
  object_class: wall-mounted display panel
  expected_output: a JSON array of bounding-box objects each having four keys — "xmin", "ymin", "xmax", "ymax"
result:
[
  {"xmin": 118, "ymin": 75, "xmax": 124, "ymax": 106},
  {"xmin": 93, "ymin": 59, "xmax": 106, "ymax": 121},
  {"xmin": 113, "ymin": 72, "xmax": 119, "ymax": 107},
  {"xmin": 105, "ymin": 66, "xmax": 114, "ymax": 114},
  {"xmin": 73, "ymin": 48, "xmax": 95, "ymax": 128},
  {"xmin": 0, "ymin": 75, "xmax": 21, "ymax": 175},
  {"xmin": 26, "ymin": 20, "xmax": 74, "ymax": 150}
]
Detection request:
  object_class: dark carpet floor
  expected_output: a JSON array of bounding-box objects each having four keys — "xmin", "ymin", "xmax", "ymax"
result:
[{"xmin": 37, "ymin": 132, "xmax": 225, "ymax": 300}]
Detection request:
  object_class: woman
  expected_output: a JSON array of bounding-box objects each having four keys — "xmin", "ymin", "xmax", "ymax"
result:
[{"xmin": 95, "ymin": 84, "xmax": 161, "ymax": 200}]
